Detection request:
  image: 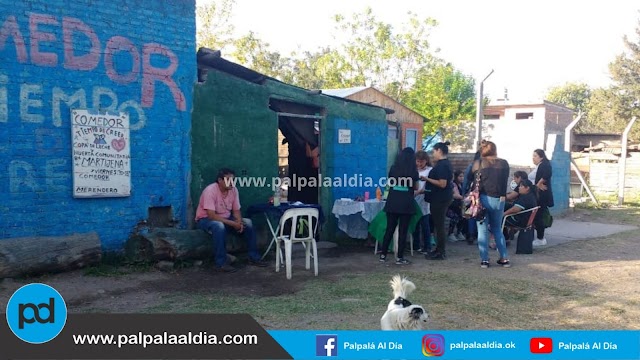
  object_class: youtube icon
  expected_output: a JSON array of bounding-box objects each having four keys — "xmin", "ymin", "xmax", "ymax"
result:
[{"xmin": 530, "ymin": 338, "xmax": 553, "ymax": 354}]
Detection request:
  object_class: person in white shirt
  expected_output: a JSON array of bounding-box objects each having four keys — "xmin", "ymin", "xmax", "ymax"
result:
[{"xmin": 413, "ymin": 150, "xmax": 433, "ymax": 253}]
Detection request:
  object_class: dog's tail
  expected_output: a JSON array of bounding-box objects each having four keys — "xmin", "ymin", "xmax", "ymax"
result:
[{"xmin": 390, "ymin": 274, "xmax": 416, "ymax": 298}]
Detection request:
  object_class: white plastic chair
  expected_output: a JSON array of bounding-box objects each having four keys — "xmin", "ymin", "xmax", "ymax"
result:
[
  {"xmin": 275, "ymin": 208, "xmax": 319, "ymax": 279},
  {"xmin": 374, "ymin": 226, "xmax": 414, "ymax": 256}
]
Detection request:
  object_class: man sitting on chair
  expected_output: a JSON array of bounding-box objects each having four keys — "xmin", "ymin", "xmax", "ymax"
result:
[
  {"xmin": 502, "ymin": 179, "xmax": 538, "ymax": 241},
  {"xmin": 195, "ymin": 168, "xmax": 268, "ymax": 273}
]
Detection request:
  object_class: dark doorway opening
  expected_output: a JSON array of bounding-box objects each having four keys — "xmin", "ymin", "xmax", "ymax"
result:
[{"xmin": 270, "ymin": 99, "xmax": 324, "ymax": 205}]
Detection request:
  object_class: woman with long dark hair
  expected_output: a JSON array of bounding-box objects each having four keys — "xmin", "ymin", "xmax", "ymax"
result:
[
  {"xmin": 424, "ymin": 141, "xmax": 453, "ymax": 260},
  {"xmin": 379, "ymin": 147, "xmax": 420, "ymax": 265},
  {"xmin": 472, "ymin": 140, "xmax": 511, "ymax": 268},
  {"xmin": 529, "ymin": 149, "xmax": 554, "ymax": 246}
]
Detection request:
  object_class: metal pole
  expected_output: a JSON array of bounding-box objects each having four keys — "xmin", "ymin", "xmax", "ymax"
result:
[
  {"xmin": 564, "ymin": 111, "xmax": 582, "ymax": 153},
  {"xmin": 562, "ymin": 111, "xmax": 598, "ymax": 204},
  {"xmin": 475, "ymin": 69, "xmax": 494, "ymax": 150},
  {"xmin": 618, "ymin": 116, "xmax": 637, "ymax": 205}
]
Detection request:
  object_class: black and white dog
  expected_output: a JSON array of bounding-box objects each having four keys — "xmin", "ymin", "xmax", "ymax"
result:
[{"xmin": 380, "ymin": 275, "xmax": 428, "ymax": 330}]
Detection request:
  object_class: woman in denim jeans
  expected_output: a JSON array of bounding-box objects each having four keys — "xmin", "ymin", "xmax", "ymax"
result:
[{"xmin": 471, "ymin": 140, "xmax": 511, "ymax": 268}]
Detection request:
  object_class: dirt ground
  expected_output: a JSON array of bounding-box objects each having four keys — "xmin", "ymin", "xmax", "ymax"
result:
[{"xmin": 1, "ymin": 206, "xmax": 639, "ymax": 330}]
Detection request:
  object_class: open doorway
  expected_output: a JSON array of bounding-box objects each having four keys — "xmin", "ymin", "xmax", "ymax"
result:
[{"xmin": 270, "ymin": 99, "xmax": 323, "ymax": 205}]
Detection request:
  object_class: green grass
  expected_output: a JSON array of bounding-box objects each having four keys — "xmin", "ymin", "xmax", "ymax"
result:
[{"xmin": 143, "ymin": 271, "xmax": 566, "ymax": 329}]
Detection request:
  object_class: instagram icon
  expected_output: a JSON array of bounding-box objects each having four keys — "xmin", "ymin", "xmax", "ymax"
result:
[{"xmin": 422, "ymin": 334, "xmax": 445, "ymax": 357}]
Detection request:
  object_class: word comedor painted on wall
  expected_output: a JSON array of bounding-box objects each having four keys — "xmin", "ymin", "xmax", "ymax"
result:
[{"xmin": 0, "ymin": 12, "xmax": 187, "ymax": 131}]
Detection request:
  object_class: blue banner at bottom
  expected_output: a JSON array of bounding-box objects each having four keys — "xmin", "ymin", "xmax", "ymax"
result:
[{"xmin": 268, "ymin": 330, "xmax": 640, "ymax": 360}]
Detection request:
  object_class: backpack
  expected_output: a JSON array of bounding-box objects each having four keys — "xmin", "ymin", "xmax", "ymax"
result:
[{"xmin": 463, "ymin": 164, "xmax": 486, "ymax": 222}]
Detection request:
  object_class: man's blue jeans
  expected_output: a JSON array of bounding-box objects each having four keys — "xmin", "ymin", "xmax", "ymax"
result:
[
  {"xmin": 197, "ymin": 216, "xmax": 261, "ymax": 267},
  {"xmin": 476, "ymin": 194, "xmax": 509, "ymax": 262}
]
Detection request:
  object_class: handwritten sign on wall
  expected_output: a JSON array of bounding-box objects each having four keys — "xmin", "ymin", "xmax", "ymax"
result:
[{"xmin": 71, "ymin": 109, "xmax": 131, "ymax": 198}]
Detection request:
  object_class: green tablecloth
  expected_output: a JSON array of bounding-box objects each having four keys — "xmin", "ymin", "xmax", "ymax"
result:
[{"xmin": 368, "ymin": 200, "xmax": 423, "ymax": 249}]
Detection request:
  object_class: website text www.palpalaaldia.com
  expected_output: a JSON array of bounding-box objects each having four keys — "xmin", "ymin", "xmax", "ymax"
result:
[
  {"xmin": 72, "ymin": 331, "xmax": 258, "ymax": 348},
  {"xmin": 225, "ymin": 174, "xmax": 415, "ymax": 191}
]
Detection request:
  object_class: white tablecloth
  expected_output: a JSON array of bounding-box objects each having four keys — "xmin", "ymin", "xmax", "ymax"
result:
[{"xmin": 331, "ymin": 199, "xmax": 386, "ymax": 239}]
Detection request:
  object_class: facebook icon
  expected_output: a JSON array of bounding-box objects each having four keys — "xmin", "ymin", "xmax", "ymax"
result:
[{"xmin": 316, "ymin": 334, "xmax": 338, "ymax": 357}]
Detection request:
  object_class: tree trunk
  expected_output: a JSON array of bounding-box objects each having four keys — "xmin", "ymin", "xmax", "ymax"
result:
[
  {"xmin": 0, "ymin": 232, "xmax": 102, "ymax": 278},
  {"xmin": 124, "ymin": 228, "xmax": 247, "ymax": 262}
]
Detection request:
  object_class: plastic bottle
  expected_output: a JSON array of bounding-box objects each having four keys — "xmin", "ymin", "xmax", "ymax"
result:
[
  {"xmin": 273, "ymin": 188, "xmax": 281, "ymax": 206},
  {"xmin": 376, "ymin": 186, "xmax": 382, "ymax": 201}
]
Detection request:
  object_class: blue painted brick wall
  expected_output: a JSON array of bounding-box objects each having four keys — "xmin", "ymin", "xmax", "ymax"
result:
[
  {"xmin": 326, "ymin": 118, "xmax": 388, "ymax": 202},
  {"xmin": 0, "ymin": 0, "xmax": 196, "ymax": 250}
]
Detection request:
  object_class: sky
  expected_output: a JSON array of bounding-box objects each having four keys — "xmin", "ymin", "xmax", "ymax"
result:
[{"xmin": 198, "ymin": 0, "xmax": 640, "ymax": 104}]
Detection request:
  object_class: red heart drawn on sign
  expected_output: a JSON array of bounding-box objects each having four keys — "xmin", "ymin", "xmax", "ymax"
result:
[{"xmin": 112, "ymin": 138, "xmax": 126, "ymax": 152}]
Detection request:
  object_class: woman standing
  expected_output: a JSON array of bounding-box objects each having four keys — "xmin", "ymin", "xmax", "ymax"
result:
[
  {"xmin": 379, "ymin": 147, "xmax": 420, "ymax": 265},
  {"xmin": 413, "ymin": 150, "xmax": 433, "ymax": 253},
  {"xmin": 473, "ymin": 140, "xmax": 511, "ymax": 268},
  {"xmin": 447, "ymin": 170, "xmax": 466, "ymax": 242},
  {"xmin": 424, "ymin": 141, "xmax": 453, "ymax": 260},
  {"xmin": 529, "ymin": 149, "xmax": 554, "ymax": 246}
]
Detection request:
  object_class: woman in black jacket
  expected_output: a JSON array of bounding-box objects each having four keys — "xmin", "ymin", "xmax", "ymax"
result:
[
  {"xmin": 379, "ymin": 147, "xmax": 419, "ymax": 265},
  {"xmin": 529, "ymin": 149, "xmax": 554, "ymax": 246},
  {"xmin": 424, "ymin": 141, "xmax": 454, "ymax": 260}
]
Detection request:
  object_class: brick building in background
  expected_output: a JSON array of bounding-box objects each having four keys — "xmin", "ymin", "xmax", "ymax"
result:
[
  {"xmin": 482, "ymin": 100, "xmax": 574, "ymax": 166},
  {"xmin": 481, "ymin": 100, "xmax": 573, "ymax": 214}
]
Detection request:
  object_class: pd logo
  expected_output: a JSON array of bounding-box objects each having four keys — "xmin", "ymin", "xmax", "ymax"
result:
[
  {"xmin": 422, "ymin": 334, "xmax": 445, "ymax": 357},
  {"xmin": 530, "ymin": 337, "xmax": 553, "ymax": 354},
  {"xmin": 6, "ymin": 283, "xmax": 67, "ymax": 344},
  {"xmin": 316, "ymin": 334, "xmax": 338, "ymax": 357}
]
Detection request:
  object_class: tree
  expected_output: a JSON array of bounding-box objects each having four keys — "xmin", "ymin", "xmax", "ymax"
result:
[
  {"xmin": 231, "ymin": 32, "xmax": 292, "ymax": 80},
  {"xmin": 331, "ymin": 8, "xmax": 439, "ymax": 100},
  {"xmin": 608, "ymin": 14, "xmax": 640, "ymax": 140},
  {"xmin": 403, "ymin": 63, "xmax": 477, "ymax": 144},
  {"xmin": 546, "ymin": 82, "xmax": 591, "ymax": 114},
  {"xmin": 196, "ymin": 0, "xmax": 236, "ymax": 50},
  {"xmin": 288, "ymin": 48, "xmax": 352, "ymax": 90},
  {"xmin": 584, "ymin": 88, "xmax": 630, "ymax": 134}
]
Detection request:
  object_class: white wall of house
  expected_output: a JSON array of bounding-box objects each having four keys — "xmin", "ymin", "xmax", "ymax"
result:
[
  {"xmin": 482, "ymin": 118, "xmax": 546, "ymax": 166},
  {"xmin": 502, "ymin": 107, "xmax": 546, "ymax": 120}
]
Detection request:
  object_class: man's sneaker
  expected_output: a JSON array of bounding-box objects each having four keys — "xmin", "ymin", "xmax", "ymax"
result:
[
  {"xmin": 480, "ymin": 261, "xmax": 489, "ymax": 268},
  {"xmin": 497, "ymin": 259, "xmax": 511, "ymax": 268},
  {"xmin": 533, "ymin": 238, "xmax": 547, "ymax": 247},
  {"xmin": 395, "ymin": 258, "xmax": 411, "ymax": 265},
  {"xmin": 447, "ymin": 234, "xmax": 459, "ymax": 242},
  {"xmin": 215, "ymin": 264, "xmax": 237, "ymax": 273},
  {"xmin": 456, "ymin": 233, "xmax": 466, "ymax": 241},
  {"xmin": 379, "ymin": 254, "xmax": 388, "ymax": 263},
  {"xmin": 248, "ymin": 259, "xmax": 268, "ymax": 267}
]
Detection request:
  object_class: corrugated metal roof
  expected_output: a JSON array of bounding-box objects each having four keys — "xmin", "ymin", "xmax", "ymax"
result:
[{"xmin": 321, "ymin": 86, "xmax": 369, "ymax": 98}]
